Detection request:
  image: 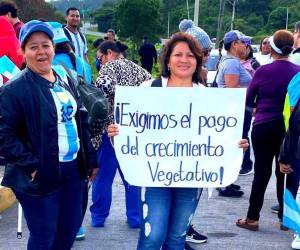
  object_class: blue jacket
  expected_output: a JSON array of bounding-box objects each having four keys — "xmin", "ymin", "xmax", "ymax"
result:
[{"xmin": 0, "ymin": 67, "xmax": 97, "ymax": 195}]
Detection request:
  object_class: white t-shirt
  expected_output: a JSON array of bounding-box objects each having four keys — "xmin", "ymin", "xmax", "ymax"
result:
[
  {"xmin": 255, "ymin": 53, "xmax": 273, "ymax": 65},
  {"xmin": 142, "ymin": 77, "xmax": 204, "ymax": 88}
]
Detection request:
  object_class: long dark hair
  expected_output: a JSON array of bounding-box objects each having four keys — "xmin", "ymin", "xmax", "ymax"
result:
[
  {"xmin": 160, "ymin": 32, "xmax": 203, "ymax": 83},
  {"xmin": 98, "ymin": 40, "xmax": 128, "ymax": 55}
]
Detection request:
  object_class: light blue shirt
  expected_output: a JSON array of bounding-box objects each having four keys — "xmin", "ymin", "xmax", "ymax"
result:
[
  {"xmin": 217, "ymin": 55, "xmax": 252, "ymax": 88},
  {"xmin": 288, "ymin": 72, "xmax": 300, "ymax": 107},
  {"xmin": 49, "ymin": 76, "xmax": 79, "ymax": 162}
]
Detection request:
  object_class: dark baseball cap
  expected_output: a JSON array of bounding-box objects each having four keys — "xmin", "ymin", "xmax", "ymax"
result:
[
  {"xmin": 19, "ymin": 20, "xmax": 54, "ymax": 46},
  {"xmin": 224, "ymin": 30, "xmax": 251, "ymax": 45}
]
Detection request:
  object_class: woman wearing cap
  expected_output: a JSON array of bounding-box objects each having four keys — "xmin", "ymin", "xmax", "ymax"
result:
[
  {"xmin": 179, "ymin": 19, "xmax": 213, "ymax": 87},
  {"xmin": 0, "ymin": 20, "xmax": 97, "ymax": 249},
  {"xmin": 107, "ymin": 32, "xmax": 249, "ymax": 250},
  {"xmin": 216, "ymin": 30, "xmax": 253, "ymax": 197},
  {"xmin": 236, "ymin": 30, "xmax": 300, "ymax": 231},
  {"xmin": 90, "ymin": 41, "xmax": 151, "ymax": 229}
]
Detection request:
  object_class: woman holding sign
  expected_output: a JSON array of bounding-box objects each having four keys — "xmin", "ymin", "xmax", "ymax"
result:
[{"xmin": 108, "ymin": 32, "xmax": 249, "ymax": 250}]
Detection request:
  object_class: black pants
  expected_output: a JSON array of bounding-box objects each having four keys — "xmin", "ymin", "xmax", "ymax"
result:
[
  {"xmin": 241, "ymin": 110, "xmax": 253, "ymax": 170},
  {"xmin": 141, "ymin": 61, "xmax": 153, "ymax": 74},
  {"xmin": 247, "ymin": 119, "xmax": 286, "ymax": 221}
]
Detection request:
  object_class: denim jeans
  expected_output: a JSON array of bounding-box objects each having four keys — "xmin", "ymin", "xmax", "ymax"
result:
[
  {"xmin": 14, "ymin": 160, "xmax": 84, "ymax": 250},
  {"xmin": 90, "ymin": 132, "xmax": 140, "ymax": 227},
  {"xmin": 137, "ymin": 187, "xmax": 202, "ymax": 250}
]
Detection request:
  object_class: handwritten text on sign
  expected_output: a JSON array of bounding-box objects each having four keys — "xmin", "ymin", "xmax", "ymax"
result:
[{"xmin": 114, "ymin": 86, "xmax": 246, "ymax": 187}]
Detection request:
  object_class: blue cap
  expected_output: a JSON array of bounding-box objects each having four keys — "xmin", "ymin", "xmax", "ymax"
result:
[
  {"xmin": 47, "ymin": 22, "xmax": 69, "ymax": 44},
  {"xmin": 224, "ymin": 30, "xmax": 251, "ymax": 45},
  {"xmin": 179, "ymin": 19, "xmax": 213, "ymax": 50},
  {"xmin": 19, "ymin": 20, "xmax": 54, "ymax": 46}
]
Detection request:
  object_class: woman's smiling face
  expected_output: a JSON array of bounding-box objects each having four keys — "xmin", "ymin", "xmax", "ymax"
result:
[{"xmin": 23, "ymin": 32, "xmax": 54, "ymax": 76}]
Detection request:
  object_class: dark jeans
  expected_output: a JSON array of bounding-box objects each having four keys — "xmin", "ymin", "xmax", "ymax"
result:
[
  {"xmin": 241, "ymin": 109, "xmax": 253, "ymax": 170},
  {"xmin": 137, "ymin": 187, "xmax": 202, "ymax": 250},
  {"xmin": 14, "ymin": 160, "xmax": 84, "ymax": 250},
  {"xmin": 247, "ymin": 120, "xmax": 285, "ymax": 221}
]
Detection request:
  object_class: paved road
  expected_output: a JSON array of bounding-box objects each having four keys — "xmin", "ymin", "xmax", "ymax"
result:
[
  {"xmin": 81, "ymin": 22, "xmax": 106, "ymax": 37},
  {"xmin": 0, "ymin": 170, "xmax": 293, "ymax": 250}
]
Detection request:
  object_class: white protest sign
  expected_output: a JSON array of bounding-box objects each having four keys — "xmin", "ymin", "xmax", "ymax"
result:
[{"xmin": 114, "ymin": 86, "xmax": 246, "ymax": 188}]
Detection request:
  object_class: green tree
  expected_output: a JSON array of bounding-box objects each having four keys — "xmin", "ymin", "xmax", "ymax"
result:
[
  {"xmin": 92, "ymin": 2, "xmax": 116, "ymax": 32},
  {"xmin": 266, "ymin": 7, "xmax": 289, "ymax": 32},
  {"xmin": 15, "ymin": 0, "xmax": 64, "ymax": 22},
  {"xmin": 114, "ymin": 0, "xmax": 161, "ymax": 44}
]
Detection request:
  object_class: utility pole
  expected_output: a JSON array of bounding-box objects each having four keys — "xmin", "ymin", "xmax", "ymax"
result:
[
  {"xmin": 186, "ymin": 0, "xmax": 190, "ymax": 19},
  {"xmin": 216, "ymin": 0, "xmax": 226, "ymax": 48},
  {"xmin": 285, "ymin": 7, "xmax": 289, "ymax": 30},
  {"xmin": 167, "ymin": 11, "xmax": 170, "ymax": 38},
  {"xmin": 230, "ymin": 0, "xmax": 238, "ymax": 30},
  {"xmin": 194, "ymin": 0, "xmax": 200, "ymax": 26}
]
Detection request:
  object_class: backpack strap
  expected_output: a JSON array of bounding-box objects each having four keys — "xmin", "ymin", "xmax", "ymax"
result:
[
  {"xmin": 78, "ymin": 31, "xmax": 87, "ymax": 45},
  {"xmin": 63, "ymin": 27, "xmax": 75, "ymax": 51},
  {"xmin": 151, "ymin": 78, "xmax": 162, "ymax": 87},
  {"xmin": 212, "ymin": 57, "xmax": 235, "ymax": 88}
]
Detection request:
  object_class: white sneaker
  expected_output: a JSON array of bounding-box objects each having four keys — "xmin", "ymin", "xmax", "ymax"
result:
[{"xmin": 291, "ymin": 234, "xmax": 300, "ymax": 249}]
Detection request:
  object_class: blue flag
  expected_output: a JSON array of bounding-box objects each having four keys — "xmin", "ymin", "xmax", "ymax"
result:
[
  {"xmin": 283, "ymin": 188, "xmax": 300, "ymax": 234},
  {"xmin": 0, "ymin": 55, "xmax": 20, "ymax": 80}
]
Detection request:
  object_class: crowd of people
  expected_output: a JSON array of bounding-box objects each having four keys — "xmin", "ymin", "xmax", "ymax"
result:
[{"xmin": 0, "ymin": 1, "xmax": 299, "ymax": 250}]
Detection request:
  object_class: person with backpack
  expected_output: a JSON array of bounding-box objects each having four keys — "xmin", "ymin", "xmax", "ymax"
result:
[
  {"xmin": 64, "ymin": 7, "xmax": 88, "ymax": 62},
  {"xmin": 106, "ymin": 32, "xmax": 249, "ymax": 250},
  {"xmin": 0, "ymin": 20, "xmax": 97, "ymax": 250}
]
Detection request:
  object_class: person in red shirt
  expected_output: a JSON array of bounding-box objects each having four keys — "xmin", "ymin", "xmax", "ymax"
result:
[
  {"xmin": 0, "ymin": 16, "xmax": 24, "ymax": 82},
  {"xmin": 0, "ymin": 1, "xmax": 24, "ymax": 38}
]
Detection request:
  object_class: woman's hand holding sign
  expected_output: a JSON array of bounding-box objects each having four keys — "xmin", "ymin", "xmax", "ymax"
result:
[
  {"xmin": 108, "ymin": 123, "xmax": 119, "ymax": 138},
  {"xmin": 238, "ymin": 139, "xmax": 249, "ymax": 151}
]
